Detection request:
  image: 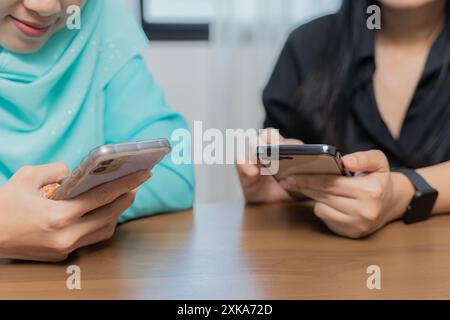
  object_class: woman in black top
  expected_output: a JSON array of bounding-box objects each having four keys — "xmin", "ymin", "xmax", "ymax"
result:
[{"xmin": 238, "ymin": 0, "xmax": 450, "ymax": 238}]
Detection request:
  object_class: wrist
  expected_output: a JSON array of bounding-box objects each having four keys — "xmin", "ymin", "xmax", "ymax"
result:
[
  {"xmin": 0, "ymin": 228, "xmax": 9, "ymax": 259},
  {"xmin": 389, "ymin": 172, "xmax": 416, "ymax": 221},
  {"xmin": 0, "ymin": 217, "xmax": 11, "ymax": 260},
  {"xmin": 0, "ymin": 235, "xmax": 8, "ymax": 259}
]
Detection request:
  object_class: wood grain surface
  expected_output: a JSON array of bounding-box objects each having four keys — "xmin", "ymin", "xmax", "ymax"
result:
[{"xmin": 1, "ymin": 202, "xmax": 450, "ymax": 299}]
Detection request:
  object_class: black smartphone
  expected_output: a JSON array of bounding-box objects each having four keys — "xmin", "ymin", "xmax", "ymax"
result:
[{"xmin": 257, "ymin": 144, "xmax": 352, "ymax": 181}]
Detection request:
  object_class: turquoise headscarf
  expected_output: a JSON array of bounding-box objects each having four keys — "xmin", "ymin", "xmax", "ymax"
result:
[{"xmin": 0, "ymin": 0, "xmax": 149, "ymax": 182}]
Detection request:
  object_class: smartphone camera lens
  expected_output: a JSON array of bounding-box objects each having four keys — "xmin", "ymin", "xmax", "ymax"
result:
[
  {"xmin": 100, "ymin": 159, "xmax": 114, "ymax": 166},
  {"xmin": 93, "ymin": 167, "xmax": 107, "ymax": 174}
]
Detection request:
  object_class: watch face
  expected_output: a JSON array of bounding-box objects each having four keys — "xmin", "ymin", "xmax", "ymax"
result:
[{"xmin": 405, "ymin": 190, "xmax": 439, "ymax": 224}]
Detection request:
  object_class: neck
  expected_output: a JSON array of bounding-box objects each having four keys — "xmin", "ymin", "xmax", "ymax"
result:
[{"xmin": 380, "ymin": 1, "xmax": 447, "ymax": 45}]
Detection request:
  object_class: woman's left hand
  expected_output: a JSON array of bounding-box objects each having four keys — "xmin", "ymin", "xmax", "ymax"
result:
[{"xmin": 279, "ymin": 150, "xmax": 416, "ymax": 238}]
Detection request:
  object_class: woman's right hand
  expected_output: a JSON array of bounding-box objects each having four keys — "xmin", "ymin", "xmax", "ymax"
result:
[
  {"xmin": 0, "ymin": 163, "xmax": 150, "ymax": 262},
  {"xmin": 236, "ymin": 129, "xmax": 303, "ymax": 204}
]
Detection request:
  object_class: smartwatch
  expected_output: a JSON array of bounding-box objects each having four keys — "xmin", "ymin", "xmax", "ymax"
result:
[{"xmin": 393, "ymin": 168, "xmax": 438, "ymax": 224}]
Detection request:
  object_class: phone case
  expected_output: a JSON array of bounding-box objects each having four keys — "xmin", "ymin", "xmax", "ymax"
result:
[{"xmin": 50, "ymin": 139, "xmax": 171, "ymax": 200}]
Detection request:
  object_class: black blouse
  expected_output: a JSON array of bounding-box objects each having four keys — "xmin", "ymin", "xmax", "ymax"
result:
[{"xmin": 263, "ymin": 14, "xmax": 450, "ymax": 169}]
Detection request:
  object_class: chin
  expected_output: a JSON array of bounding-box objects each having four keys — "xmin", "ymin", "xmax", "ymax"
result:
[
  {"xmin": 380, "ymin": 0, "xmax": 444, "ymax": 10},
  {"xmin": 0, "ymin": 38, "xmax": 47, "ymax": 54}
]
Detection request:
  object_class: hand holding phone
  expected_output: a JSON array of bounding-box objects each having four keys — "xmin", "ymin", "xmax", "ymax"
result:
[
  {"xmin": 236, "ymin": 129, "xmax": 303, "ymax": 204},
  {"xmin": 0, "ymin": 163, "xmax": 151, "ymax": 261}
]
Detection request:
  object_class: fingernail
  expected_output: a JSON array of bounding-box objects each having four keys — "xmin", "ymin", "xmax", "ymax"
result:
[
  {"xmin": 246, "ymin": 165, "xmax": 259, "ymax": 176},
  {"xmin": 343, "ymin": 155, "xmax": 358, "ymax": 166}
]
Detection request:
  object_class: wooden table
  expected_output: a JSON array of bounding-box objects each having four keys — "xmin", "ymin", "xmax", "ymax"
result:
[{"xmin": 1, "ymin": 202, "xmax": 450, "ymax": 299}]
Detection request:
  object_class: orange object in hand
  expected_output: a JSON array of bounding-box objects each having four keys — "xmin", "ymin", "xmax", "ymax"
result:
[{"xmin": 41, "ymin": 183, "xmax": 60, "ymax": 199}]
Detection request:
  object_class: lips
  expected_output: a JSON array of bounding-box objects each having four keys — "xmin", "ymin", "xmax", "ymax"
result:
[{"xmin": 9, "ymin": 15, "xmax": 53, "ymax": 38}]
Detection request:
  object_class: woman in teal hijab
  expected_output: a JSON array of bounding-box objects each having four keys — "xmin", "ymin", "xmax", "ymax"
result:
[{"xmin": 0, "ymin": 0, "xmax": 194, "ymax": 261}]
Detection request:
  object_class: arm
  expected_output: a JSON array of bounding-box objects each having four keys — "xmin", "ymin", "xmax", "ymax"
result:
[{"xmin": 104, "ymin": 56, "xmax": 195, "ymax": 223}]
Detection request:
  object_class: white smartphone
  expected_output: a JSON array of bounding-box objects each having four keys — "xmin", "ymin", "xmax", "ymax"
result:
[{"xmin": 49, "ymin": 139, "xmax": 171, "ymax": 200}]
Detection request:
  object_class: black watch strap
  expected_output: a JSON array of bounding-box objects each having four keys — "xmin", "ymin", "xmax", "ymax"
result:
[{"xmin": 393, "ymin": 168, "xmax": 438, "ymax": 224}]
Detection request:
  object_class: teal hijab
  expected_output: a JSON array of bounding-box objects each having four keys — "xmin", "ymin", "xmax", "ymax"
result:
[{"xmin": 0, "ymin": 0, "xmax": 149, "ymax": 183}]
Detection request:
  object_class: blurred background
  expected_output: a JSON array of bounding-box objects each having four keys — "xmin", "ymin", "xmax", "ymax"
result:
[{"xmin": 122, "ymin": 0, "xmax": 342, "ymax": 202}]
